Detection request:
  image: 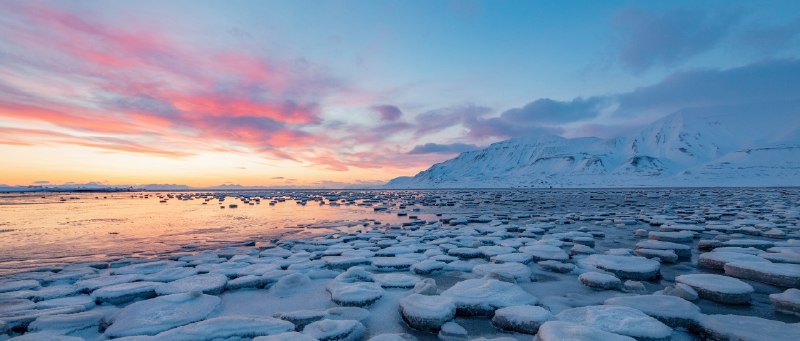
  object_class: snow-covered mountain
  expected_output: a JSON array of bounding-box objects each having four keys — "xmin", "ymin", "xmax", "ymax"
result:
[{"xmin": 385, "ymin": 101, "xmax": 800, "ymax": 188}]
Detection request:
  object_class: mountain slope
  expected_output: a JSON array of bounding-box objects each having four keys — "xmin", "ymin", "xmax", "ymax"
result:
[{"xmin": 385, "ymin": 101, "xmax": 800, "ymax": 188}]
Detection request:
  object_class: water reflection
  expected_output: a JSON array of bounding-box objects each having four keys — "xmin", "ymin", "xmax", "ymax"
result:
[{"xmin": 0, "ymin": 192, "xmax": 419, "ymax": 274}]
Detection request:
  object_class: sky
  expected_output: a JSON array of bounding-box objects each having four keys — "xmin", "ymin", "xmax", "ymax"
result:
[{"xmin": 1, "ymin": 0, "xmax": 799, "ymax": 187}]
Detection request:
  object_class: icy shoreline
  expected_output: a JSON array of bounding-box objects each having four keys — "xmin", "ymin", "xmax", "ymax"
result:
[{"xmin": 1, "ymin": 188, "xmax": 800, "ymax": 340}]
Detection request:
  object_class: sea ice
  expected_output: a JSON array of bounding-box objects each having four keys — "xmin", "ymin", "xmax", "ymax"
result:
[
  {"xmin": 141, "ymin": 267, "xmax": 199, "ymax": 282},
  {"xmin": 0, "ymin": 299, "xmax": 36, "ymax": 313},
  {"xmin": 327, "ymin": 281, "xmax": 384, "ymax": 307},
  {"xmin": 195, "ymin": 262, "xmax": 250, "ymax": 277},
  {"xmin": 535, "ymin": 321, "xmax": 635, "ymax": 341},
  {"xmin": 28, "ymin": 285, "xmax": 81, "ymax": 301},
  {"xmin": 694, "ymin": 314, "xmax": 800, "ymax": 341},
  {"xmin": 0, "ymin": 305, "xmax": 85, "ymax": 331},
  {"xmin": 326, "ymin": 306, "xmax": 370, "ymax": 324},
  {"xmin": 491, "ymin": 305, "xmax": 553, "ymax": 334},
  {"xmin": 609, "ymin": 278, "xmax": 635, "ymax": 292},
  {"xmin": 447, "ymin": 248, "xmax": 483, "ymax": 259},
  {"xmin": 760, "ymin": 251, "xmax": 800, "ymax": 264},
  {"xmin": 103, "ymin": 293, "xmax": 220, "ymax": 338},
  {"xmin": 491, "ymin": 252, "xmax": 534, "ymax": 264},
  {"xmin": 111, "ymin": 260, "xmax": 185, "ymax": 275},
  {"xmin": 537, "ymin": 260, "xmax": 575, "ymax": 273},
  {"xmin": 440, "ymin": 278, "xmax": 537, "ymax": 315},
  {"xmin": 478, "ymin": 246, "xmax": 516, "ymax": 258},
  {"xmin": 697, "ymin": 252, "xmax": 769, "ymax": 271},
  {"xmin": 275, "ymin": 309, "xmax": 328, "ymax": 330},
  {"xmin": 723, "ymin": 261, "xmax": 800, "ymax": 287},
  {"xmin": 582, "ymin": 255, "xmax": 661, "ymax": 281},
  {"xmin": 154, "ymin": 273, "xmax": 228, "ymax": 295},
  {"xmin": 472, "ymin": 262, "xmax": 532, "ymax": 282},
  {"xmin": 555, "ymin": 305, "xmax": 672, "ymax": 341},
  {"xmin": 6, "ymin": 332, "xmax": 85, "ymax": 341},
  {"xmin": 675, "ymin": 274, "xmax": 753, "ymax": 304},
  {"xmin": 770, "ymin": 288, "xmax": 800, "ymax": 316},
  {"xmin": 367, "ymin": 333, "xmax": 418, "ymax": 341},
  {"xmin": 604, "ymin": 294, "xmax": 701, "ymax": 328},
  {"xmin": 334, "ymin": 267, "xmax": 374, "ymax": 283},
  {"xmin": 27, "ymin": 308, "xmax": 110, "ymax": 334},
  {"xmin": 271, "ymin": 273, "xmax": 312, "ymax": 296},
  {"xmin": 519, "ymin": 245, "xmax": 570, "ymax": 262},
  {"xmin": 634, "ymin": 240, "xmax": 691, "ymax": 259},
  {"xmin": 371, "ymin": 257, "xmax": 416, "ymax": 272},
  {"xmin": 569, "ymin": 244, "xmax": 595, "ymax": 256},
  {"xmin": 399, "ymin": 293, "xmax": 455, "ymax": 331},
  {"xmin": 648, "ymin": 231, "xmax": 694, "ymax": 243},
  {"xmin": 634, "ymin": 248, "xmax": 678, "ymax": 263},
  {"xmin": 410, "ymin": 260, "xmax": 446, "ymax": 275},
  {"xmin": 374, "ymin": 273, "xmax": 420, "ymax": 288},
  {"xmin": 75, "ymin": 274, "xmax": 142, "ymax": 291},
  {"xmin": 260, "ymin": 247, "xmax": 293, "ymax": 258},
  {"xmin": 91, "ymin": 281, "xmax": 160, "ymax": 304},
  {"xmin": 437, "ymin": 321, "xmax": 467, "ymax": 341},
  {"xmin": 119, "ymin": 316, "xmax": 295, "ymax": 341},
  {"xmin": 323, "ymin": 256, "xmax": 371, "ymax": 270},
  {"xmin": 302, "ymin": 319, "xmax": 367, "ymax": 341},
  {"xmin": 579, "ymin": 272, "xmax": 622, "ymax": 290},
  {"xmin": 411, "ymin": 278, "xmax": 438, "ymax": 295},
  {"xmin": 722, "ymin": 239, "xmax": 774, "ymax": 250},
  {"xmin": 254, "ymin": 331, "xmax": 319, "ymax": 341},
  {"xmin": 226, "ymin": 275, "xmax": 264, "ymax": 290},
  {"xmin": 656, "ymin": 283, "xmax": 699, "ymax": 301}
]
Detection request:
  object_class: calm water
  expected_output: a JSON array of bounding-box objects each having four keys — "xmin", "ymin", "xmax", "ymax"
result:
[{"xmin": 0, "ymin": 191, "xmax": 420, "ymax": 275}]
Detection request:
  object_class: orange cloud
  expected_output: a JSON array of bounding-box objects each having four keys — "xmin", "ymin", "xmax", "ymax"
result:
[{"xmin": 0, "ymin": 1, "xmax": 456, "ymax": 179}]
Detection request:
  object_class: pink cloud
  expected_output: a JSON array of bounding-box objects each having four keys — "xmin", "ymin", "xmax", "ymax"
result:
[{"xmin": 0, "ymin": 2, "xmax": 462, "ymax": 174}]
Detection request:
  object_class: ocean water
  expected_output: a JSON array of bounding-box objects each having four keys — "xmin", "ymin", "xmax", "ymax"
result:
[{"xmin": 0, "ymin": 191, "xmax": 420, "ymax": 275}]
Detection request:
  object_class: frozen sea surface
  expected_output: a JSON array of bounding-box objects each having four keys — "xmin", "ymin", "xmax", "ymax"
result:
[{"xmin": 1, "ymin": 188, "xmax": 800, "ymax": 340}]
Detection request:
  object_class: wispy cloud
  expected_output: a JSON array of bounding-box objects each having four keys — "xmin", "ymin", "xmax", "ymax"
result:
[
  {"xmin": 473, "ymin": 59, "xmax": 800, "ymax": 139},
  {"xmin": 408, "ymin": 143, "xmax": 478, "ymax": 154},
  {"xmin": 370, "ymin": 104, "xmax": 403, "ymax": 121},
  {"xmin": 0, "ymin": 2, "xmax": 482, "ymax": 174},
  {"xmin": 614, "ymin": 7, "xmax": 740, "ymax": 73}
]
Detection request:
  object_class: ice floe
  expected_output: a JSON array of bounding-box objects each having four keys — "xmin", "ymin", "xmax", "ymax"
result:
[
  {"xmin": 724, "ymin": 261, "xmax": 800, "ymax": 287},
  {"xmin": 440, "ymin": 278, "xmax": 537, "ymax": 315},
  {"xmin": 491, "ymin": 305, "xmax": 553, "ymax": 334},
  {"xmin": 771, "ymin": 288, "xmax": 800, "ymax": 316},
  {"xmin": 582, "ymin": 255, "xmax": 661, "ymax": 281},
  {"xmin": 154, "ymin": 273, "xmax": 228, "ymax": 295},
  {"xmin": 535, "ymin": 321, "xmax": 635, "ymax": 341},
  {"xmin": 675, "ymin": 274, "xmax": 754, "ymax": 304},
  {"xmin": 103, "ymin": 293, "xmax": 220, "ymax": 338},
  {"xmin": 399, "ymin": 293, "xmax": 455, "ymax": 331},
  {"xmin": 694, "ymin": 314, "xmax": 800, "ymax": 341},
  {"xmin": 555, "ymin": 305, "xmax": 672, "ymax": 341},
  {"xmin": 579, "ymin": 271, "xmax": 622, "ymax": 290},
  {"xmin": 302, "ymin": 319, "xmax": 366, "ymax": 341},
  {"xmin": 604, "ymin": 294, "xmax": 701, "ymax": 328}
]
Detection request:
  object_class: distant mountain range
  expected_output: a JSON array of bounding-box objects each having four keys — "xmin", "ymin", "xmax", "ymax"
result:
[{"xmin": 386, "ymin": 100, "xmax": 800, "ymax": 188}]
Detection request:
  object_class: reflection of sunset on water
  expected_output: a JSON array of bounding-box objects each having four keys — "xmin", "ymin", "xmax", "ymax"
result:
[{"xmin": 0, "ymin": 192, "xmax": 425, "ymax": 274}]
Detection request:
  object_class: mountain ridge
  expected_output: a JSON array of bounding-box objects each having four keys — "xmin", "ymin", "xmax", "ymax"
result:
[{"xmin": 385, "ymin": 100, "xmax": 800, "ymax": 188}]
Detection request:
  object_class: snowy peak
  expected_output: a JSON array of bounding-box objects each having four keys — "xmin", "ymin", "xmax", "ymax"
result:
[{"xmin": 386, "ymin": 101, "xmax": 800, "ymax": 188}]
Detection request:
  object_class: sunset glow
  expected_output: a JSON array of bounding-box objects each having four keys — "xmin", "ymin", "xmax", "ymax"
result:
[{"xmin": 1, "ymin": 0, "xmax": 798, "ymax": 187}]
